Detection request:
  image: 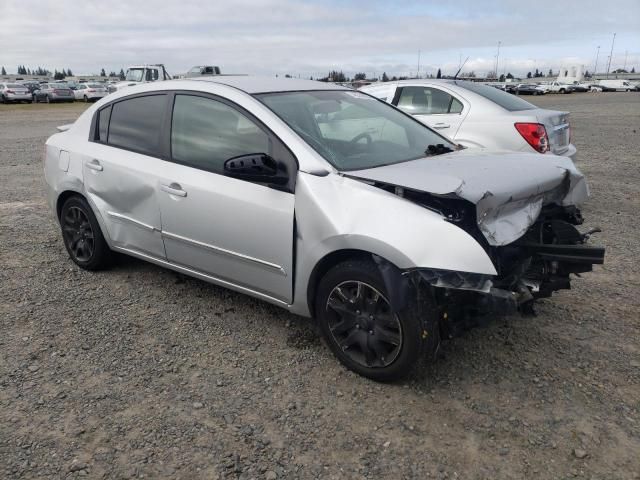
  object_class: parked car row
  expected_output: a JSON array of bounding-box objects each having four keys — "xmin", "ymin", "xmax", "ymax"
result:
[
  {"xmin": 0, "ymin": 80, "xmax": 111, "ymax": 104},
  {"xmin": 44, "ymin": 76, "xmax": 605, "ymax": 380}
]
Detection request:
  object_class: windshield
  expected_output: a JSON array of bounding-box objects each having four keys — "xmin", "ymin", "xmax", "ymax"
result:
[
  {"xmin": 125, "ymin": 68, "xmax": 144, "ymax": 82},
  {"xmin": 452, "ymin": 80, "xmax": 535, "ymax": 111},
  {"xmin": 7, "ymin": 84, "xmax": 23, "ymax": 88},
  {"xmin": 256, "ymin": 90, "xmax": 455, "ymax": 171},
  {"xmin": 88, "ymin": 84, "xmax": 103, "ymax": 88}
]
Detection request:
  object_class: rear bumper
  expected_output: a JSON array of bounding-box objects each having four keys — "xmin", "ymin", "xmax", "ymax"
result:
[
  {"xmin": 5, "ymin": 94, "xmax": 32, "ymax": 101},
  {"xmin": 550, "ymin": 143, "xmax": 577, "ymax": 162}
]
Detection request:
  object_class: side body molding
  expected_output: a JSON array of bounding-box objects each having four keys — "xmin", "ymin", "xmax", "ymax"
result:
[{"xmin": 289, "ymin": 172, "xmax": 497, "ymax": 316}]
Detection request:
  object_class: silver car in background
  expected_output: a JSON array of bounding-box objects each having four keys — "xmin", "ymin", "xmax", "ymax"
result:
[
  {"xmin": 33, "ymin": 83, "xmax": 75, "ymax": 103},
  {"xmin": 44, "ymin": 77, "xmax": 603, "ymax": 381},
  {"xmin": 0, "ymin": 82, "xmax": 32, "ymax": 103},
  {"xmin": 72, "ymin": 83, "xmax": 108, "ymax": 102},
  {"xmin": 361, "ymin": 79, "xmax": 577, "ymax": 160}
]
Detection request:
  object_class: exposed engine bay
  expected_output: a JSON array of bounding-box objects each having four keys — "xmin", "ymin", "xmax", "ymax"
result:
[{"xmin": 361, "ymin": 177, "xmax": 605, "ymax": 344}]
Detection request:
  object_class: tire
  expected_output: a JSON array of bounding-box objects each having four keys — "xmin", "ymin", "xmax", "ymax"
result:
[
  {"xmin": 1, "ymin": 95, "xmax": 6, "ymax": 104},
  {"xmin": 84, "ymin": 95, "xmax": 89, "ymax": 103},
  {"xmin": 33, "ymin": 95, "xmax": 38, "ymax": 103},
  {"xmin": 45, "ymin": 96, "xmax": 51, "ymax": 104},
  {"xmin": 59, "ymin": 196, "xmax": 112, "ymax": 271},
  {"xmin": 559, "ymin": 89, "xmax": 565, "ymax": 94},
  {"xmin": 315, "ymin": 259, "xmax": 425, "ymax": 381}
]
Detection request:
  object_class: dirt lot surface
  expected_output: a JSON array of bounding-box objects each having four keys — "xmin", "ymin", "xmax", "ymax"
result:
[{"xmin": 1, "ymin": 93, "xmax": 639, "ymax": 479}]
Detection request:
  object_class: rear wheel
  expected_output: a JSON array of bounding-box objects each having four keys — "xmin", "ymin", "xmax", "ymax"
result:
[
  {"xmin": 60, "ymin": 196, "xmax": 112, "ymax": 270},
  {"xmin": 84, "ymin": 95, "xmax": 89, "ymax": 102},
  {"xmin": 315, "ymin": 259, "xmax": 425, "ymax": 381}
]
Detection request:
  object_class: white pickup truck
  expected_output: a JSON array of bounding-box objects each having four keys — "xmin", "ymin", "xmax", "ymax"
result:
[
  {"xmin": 107, "ymin": 64, "xmax": 171, "ymax": 93},
  {"xmin": 546, "ymin": 81, "xmax": 575, "ymax": 94}
]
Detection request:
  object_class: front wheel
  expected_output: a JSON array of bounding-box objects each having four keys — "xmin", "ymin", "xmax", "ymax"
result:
[
  {"xmin": 60, "ymin": 196, "xmax": 112, "ymax": 270},
  {"xmin": 315, "ymin": 259, "xmax": 425, "ymax": 381},
  {"xmin": 45, "ymin": 96, "xmax": 51, "ymax": 104}
]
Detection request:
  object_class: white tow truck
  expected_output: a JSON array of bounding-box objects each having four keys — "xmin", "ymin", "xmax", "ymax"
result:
[{"xmin": 107, "ymin": 64, "xmax": 171, "ymax": 93}]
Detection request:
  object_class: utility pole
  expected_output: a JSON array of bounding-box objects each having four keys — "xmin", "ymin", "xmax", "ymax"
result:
[
  {"xmin": 623, "ymin": 50, "xmax": 628, "ymax": 71},
  {"xmin": 594, "ymin": 45, "xmax": 600, "ymax": 76},
  {"xmin": 494, "ymin": 41, "xmax": 501, "ymax": 78},
  {"xmin": 417, "ymin": 50, "xmax": 421, "ymax": 78},
  {"xmin": 606, "ymin": 33, "xmax": 616, "ymax": 77}
]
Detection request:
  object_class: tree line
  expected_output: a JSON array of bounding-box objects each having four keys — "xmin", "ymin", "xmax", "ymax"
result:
[
  {"xmin": 1, "ymin": 66, "xmax": 126, "ymax": 80},
  {"xmin": 310, "ymin": 67, "xmax": 567, "ymax": 83}
]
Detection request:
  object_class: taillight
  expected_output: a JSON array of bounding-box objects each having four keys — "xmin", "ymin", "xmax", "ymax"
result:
[
  {"xmin": 6, "ymin": 89, "xmax": 14, "ymax": 94},
  {"xmin": 514, "ymin": 123, "xmax": 549, "ymax": 153}
]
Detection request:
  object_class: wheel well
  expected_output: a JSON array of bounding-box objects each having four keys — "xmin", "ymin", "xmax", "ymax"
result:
[
  {"xmin": 306, "ymin": 249, "xmax": 379, "ymax": 318},
  {"xmin": 56, "ymin": 191, "xmax": 84, "ymax": 220}
]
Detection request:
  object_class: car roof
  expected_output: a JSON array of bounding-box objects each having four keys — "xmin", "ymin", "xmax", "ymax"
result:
[{"xmin": 190, "ymin": 75, "xmax": 347, "ymax": 94}]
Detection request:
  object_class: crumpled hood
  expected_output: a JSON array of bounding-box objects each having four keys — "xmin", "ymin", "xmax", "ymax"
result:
[{"xmin": 345, "ymin": 150, "xmax": 589, "ymax": 246}]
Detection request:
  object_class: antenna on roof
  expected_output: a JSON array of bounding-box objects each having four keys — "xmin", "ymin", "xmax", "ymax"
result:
[{"xmin": 453, "ymin": 57, "xmax": 469, "ymax": 79}]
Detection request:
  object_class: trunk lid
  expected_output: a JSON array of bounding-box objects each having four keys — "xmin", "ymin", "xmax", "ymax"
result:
[
  {"xmin": 345, "ymin": 149, "xmax": 588, "ymax": 246},
  {"xmin": 511, "ymin": 108, "xmax": 571, "ymax": 155},
  {"xmin": 536, "ymin": 109, "xmax": 571, "ymax": 155}
]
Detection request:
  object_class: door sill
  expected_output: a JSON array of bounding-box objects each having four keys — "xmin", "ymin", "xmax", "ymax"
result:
[{"xmin": 112, "ymin": 246, "xmax": 291, "ymax": 308}]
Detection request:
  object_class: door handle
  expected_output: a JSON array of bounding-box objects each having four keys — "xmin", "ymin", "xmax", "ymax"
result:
[
  {"xmin": 87, "ymin": 159, "xmax": 103, "ymax": 171},
  {"xmin": 433, "ymin": 123, "xmax": 450, "ymax": 129},
  {"xmin": 160, "ymin": 182, "xmax": 187, "ymax": 197}
]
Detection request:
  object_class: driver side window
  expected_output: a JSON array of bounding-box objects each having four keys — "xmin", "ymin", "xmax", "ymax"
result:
[{"xmin": 170, "ymin": 94, "xmax": 270, "ymax": 174}]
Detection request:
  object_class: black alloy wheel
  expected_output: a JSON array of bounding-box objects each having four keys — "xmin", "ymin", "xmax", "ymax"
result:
[
  {"xmin": 315, "ymin": 259, "xmax": 425, "ymax": 381},
  {"xmin": 325, "ymin": 280, "xmax": 402, "ymax": 369},
  {"xmin": 62, "ymin": 205, "xmax": 95, "ymax": 263},
  {"xmin": 59, "ymin": 196, "xmax": 112, "ymax": 270}
]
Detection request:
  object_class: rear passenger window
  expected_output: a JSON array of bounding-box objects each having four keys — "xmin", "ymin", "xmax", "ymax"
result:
[
  {"xmin": 97, "ymin": 105, "xmax": 111, "ymax": 142},
  {"xmin": 171, "ymin": 94, "xmax": 269, "ymax": 174},
  {"xmin": 107, "ymin": 95, "xmax": 166, "ymax": 156},
  {"xmin": 397, "ymin": 87, "xmax": 462, "ymax": 115}
]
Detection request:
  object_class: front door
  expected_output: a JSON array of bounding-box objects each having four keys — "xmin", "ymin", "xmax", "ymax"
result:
[{"xmin": 157, "ymin": 93, "xmax": 296, "ymax": 303}]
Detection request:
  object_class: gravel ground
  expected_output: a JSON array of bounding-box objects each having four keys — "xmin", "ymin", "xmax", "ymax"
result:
[{"xmin": 1, "ymin": 93, "xmax": 639, "ymax": 480}]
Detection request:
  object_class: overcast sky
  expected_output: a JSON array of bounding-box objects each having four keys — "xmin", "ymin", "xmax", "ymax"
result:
[{"xmin": 2, "ymin": 0, "xmax": 639, "ymax": 78}]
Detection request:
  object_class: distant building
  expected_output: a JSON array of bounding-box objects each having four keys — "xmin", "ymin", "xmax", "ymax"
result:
[{"xmin": 557, "ymin": 65, "xmax": 585, "ymax": 84}]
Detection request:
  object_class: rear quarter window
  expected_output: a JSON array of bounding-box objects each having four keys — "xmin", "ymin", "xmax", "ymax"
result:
[{"xmin": 453, "ymin": 80, "xmax": 536, "ymax": 111}]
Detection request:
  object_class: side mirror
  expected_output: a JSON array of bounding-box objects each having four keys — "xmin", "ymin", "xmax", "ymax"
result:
[{"xmin": 223, "ymin": 153, "xmax": 289, "ymax": 186}]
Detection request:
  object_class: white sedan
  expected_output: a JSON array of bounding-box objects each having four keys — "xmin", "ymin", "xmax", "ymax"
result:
[
  {"xmin": 361, "ymin": 80, "xmax": 577, "ymax": 160},
  {"xmin": 72, "ymin": 83, "xmax": 108, "ymax": 102}
]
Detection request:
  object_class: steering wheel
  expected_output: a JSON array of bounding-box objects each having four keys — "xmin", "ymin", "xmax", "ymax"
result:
[{"xmin": 349, "ymin": 132, "xmax": 373, "ymax": 146}]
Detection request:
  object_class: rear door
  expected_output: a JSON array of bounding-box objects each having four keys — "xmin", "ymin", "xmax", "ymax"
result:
[
  {"xmin": 393, "ymin": 85, "xmax": 468, "ymax": 138},
  {"xmin": 157, "ymin": 92, "xmax": 296, "ymax": 303},
  {"xmin": 82, "ymin": 93, "xmax": 169, "ymax": 259}
]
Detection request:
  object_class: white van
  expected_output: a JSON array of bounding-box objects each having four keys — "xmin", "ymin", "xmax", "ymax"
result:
[{"xmin": 597, "ymin": 80, "xmax": 635, "ymax": 92}]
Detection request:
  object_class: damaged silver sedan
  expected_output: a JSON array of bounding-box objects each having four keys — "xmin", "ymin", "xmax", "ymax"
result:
[{"xmin": 44, "ymin": 77, "xmax": 605, "ymax": 381}]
